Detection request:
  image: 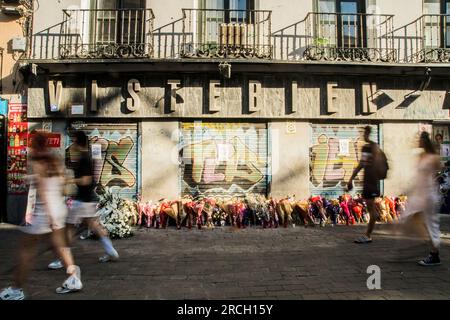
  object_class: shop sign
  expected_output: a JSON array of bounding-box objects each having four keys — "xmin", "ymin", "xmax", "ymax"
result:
[
  {"xmin": 46, "ymin": 133, "xmax": 61, "ymax": 148},
  {"xmin": 7, "ymin": 103, "xmax": 28, "ymax": 195}
]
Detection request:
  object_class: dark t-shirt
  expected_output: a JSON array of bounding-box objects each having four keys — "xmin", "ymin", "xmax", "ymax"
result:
[
  {"xmin": 74, "ymin": 152, "xmax": 97, "ymax": 202},
  {"xmin": 361, "ymin": 142, "xmax": 380, "ymax": 199}
]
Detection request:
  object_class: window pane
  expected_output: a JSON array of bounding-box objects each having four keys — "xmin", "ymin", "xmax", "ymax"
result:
[
  {"xmin": 341, "ymin": 1, "xmax": 358, "ymax": 14},
  {"xmin": 97, "ymin": 0, "xmax": 117, "ymax": 9},
  {"xmin": 229, "ymin": 0, "xmax": 247, "ymax": 10},
  {"xmin": 423, "ymin": 0, "xmax": 440, "ymax": 14},
  {"xmin": 341, "ymin": 1, "xmax": 357, "ymax": 46},
  {"xmin": 121, "ymin": 0, "xmax": 143, "ymax": 8},
  {"xmin": 318, "ymin": 0, "xmax": 336, "ymax": 12},
  {"xmin": 204, "ymin": 0, "xmax": 225, "ymax": 9}
]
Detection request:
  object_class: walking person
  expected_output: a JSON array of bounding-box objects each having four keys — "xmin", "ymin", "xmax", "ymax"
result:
[
  {"xmin": 48, "ymin": 130, "xmax": 119, "ymax": 270},
  {"xmin": 347, "ymin": 126, "xmax": 388, "ymax": 244},
  {"xmin": 400, "ymin": 131, "xmax": 442, "ymax": 266},
  {"xmin": 0, "ymin": 132, "xmax": 82, "ymax": 300}
]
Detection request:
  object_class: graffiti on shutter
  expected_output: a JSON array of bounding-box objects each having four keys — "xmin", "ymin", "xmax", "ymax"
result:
[
  {"xmin": 66, "ymin": 123, "xmax": 139, "ymax": 199},
  {"xmin": 180, "ymin": 122, "xmax": 268, "ymax": 198},
  {"xmin": 310, "ymin": 124, "xmax": 379, "ymax": 198}
]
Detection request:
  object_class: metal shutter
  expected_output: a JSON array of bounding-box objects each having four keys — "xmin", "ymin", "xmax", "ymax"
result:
[
  {"xmin": 310, "ymin": 124, "xmax": 379, "ymax": 198},
  {"xmin": 66, "ymin": 123, "xmax": 139, "ymax": 200},
  {"xmin": 180, "ymin": 122, "xmax": 269, "ymax": 198}
]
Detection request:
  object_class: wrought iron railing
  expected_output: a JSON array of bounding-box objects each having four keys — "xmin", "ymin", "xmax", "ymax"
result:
[
  {"xmin": 295, "ymin": 12, "xmax": 396, "ymax": 62},
  {"xmin": 393, "ymin": 14, "xmax": 450, "ymax": 63},
  {"xmin": 153, "ymin": 18, "xmax": 184, "ymax": 59},
  {"xmin": 181, "ymin": 9, "xmax": 272, "ymax": 59},
  {"xmin": 59, "ymin": 8, "xmax": 155, "ymax": 59}
]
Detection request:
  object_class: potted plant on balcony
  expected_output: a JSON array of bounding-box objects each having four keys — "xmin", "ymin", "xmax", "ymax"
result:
[{"xmin": 305, "ymin": 37, "xmax": 330, "ymax": 61}]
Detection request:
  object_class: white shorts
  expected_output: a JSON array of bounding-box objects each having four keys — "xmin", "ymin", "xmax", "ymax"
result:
[
  {"xmin": 21, "ymin": 201, "xmax": 67, "ymax": 235},
  {"xmin": 66, "ymin": 201, "xmax": 99, "ymax": 225}
]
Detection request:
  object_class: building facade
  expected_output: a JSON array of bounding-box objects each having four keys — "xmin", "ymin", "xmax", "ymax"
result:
[
  {"xmin": 0, "ymin": 0, "xmax": 32, "ymax": 223},
  {"xmin": 6, "ymin": 0, "xmax": 450, "ymax": 223}
]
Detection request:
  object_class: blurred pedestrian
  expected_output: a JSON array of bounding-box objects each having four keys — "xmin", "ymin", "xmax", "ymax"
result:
[
  {"xmin": 48, "ymin": 130, "xmax": 118, "ymax": 270},
  {"xmin": 0, "ymin": 132, "xmax": 82, "ymax": 300},
  {"xmin": 400, "ymin": 131, "xmax": 442, "ymax": 266},
  {"xmin": 348, "ymin": 126, "xmax": 388, "ymax": 244}
]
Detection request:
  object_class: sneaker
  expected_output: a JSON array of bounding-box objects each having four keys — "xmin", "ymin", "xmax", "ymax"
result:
[
  {"xmin": 418, "ymin": 253, "xmax": 441, "ymax": 266},
  {"xmin": 354, "ymin": 235, "xmax": 373, "ymax": 244},
  {"xmin": 0, "ymin": 287, "xmax": 25, "ymax": 300},
  {"xmin": 48, "ymin": 259, "xmax": 64, "ymax": 270},
  {"xmin": 99, "ymin": 249, "xmax": 119, "ymax": 263},
  {"xmin": 56, "ymin": 266, "xmax": 82, "ymax": 294}
]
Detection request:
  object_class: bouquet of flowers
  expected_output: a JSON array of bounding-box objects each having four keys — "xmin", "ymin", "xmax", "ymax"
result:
[{"xmin": 97, "ymin": 188, "xmax": 136, "ymax": 239}]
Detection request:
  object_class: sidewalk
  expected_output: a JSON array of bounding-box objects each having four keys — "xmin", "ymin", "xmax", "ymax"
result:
[{"xmin": 1, "ymin": 216, "xmax": 450, "ymax": 300}]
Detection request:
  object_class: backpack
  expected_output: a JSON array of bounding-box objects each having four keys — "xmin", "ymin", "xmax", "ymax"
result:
[{"xmin": 372, "ymin": 144, "xmax": 389, "ymax": 180}]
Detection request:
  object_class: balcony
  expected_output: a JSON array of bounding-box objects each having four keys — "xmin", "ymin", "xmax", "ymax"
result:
[
  {"xmin": 31, "ymin": 8, "xmax": 155, "ymax": 60},
  {"xmin": 180, "ymin": 9, "xmax": 272, "ymax": 59},
  {"xmin": 273, "ymin": 12, "xmax": 396, "ymax": 63},
  {"xmin": 394, "ymin": 14, "xmax": 450, "ymax": 63}
]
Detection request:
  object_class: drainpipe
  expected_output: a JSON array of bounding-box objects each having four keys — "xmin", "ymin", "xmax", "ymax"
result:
[{"xmin": 0, "ymin": 47, "xmax": 3, "ymax": 94}]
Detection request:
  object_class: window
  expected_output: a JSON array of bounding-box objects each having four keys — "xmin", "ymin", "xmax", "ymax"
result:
[
  {"xmin": 197, "ymin": 0, "xmax": 255, "ymax": 46},
  {"xmin": 316, "ymin": 0, "xmax": 366, "ymax": 47},
  {"xmin": 423, "ymin": 0, "xmax": 450, "ymax": 47},
  {"xmin": 91, "ymin": 0, "xmax": 145, "ymax": 46}
]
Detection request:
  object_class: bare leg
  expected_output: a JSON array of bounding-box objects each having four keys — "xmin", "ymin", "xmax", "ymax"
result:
[
  {"xmin": 13, "ymin": 234, "xmax": 39, "ymax": 288},
  {"xmin": 86, "ymin": 218, "xmax": 108, "ymax": 238},
  {"xmin": 65, "ymin": 224, "xmax": 76, "ymax": 247},
  {"xmin": 365, "ymin": 199, "xmax": 377, "ymax": 238},
  {"xmin": 50, "ymin": 228, "xmax": 75, "ymax": 274}
]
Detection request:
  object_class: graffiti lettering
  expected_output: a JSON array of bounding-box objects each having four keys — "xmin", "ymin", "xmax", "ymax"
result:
[
  {"xmin": 181, "ymin": 128, "xmax": 267, "ymax": 196},
  {"xmin": 310, "ymin": 126, "xmax": 368, "ymax": 196},
  {"xmin": 92, "ymin": 136, "xmax": 136, "ymax": 188},
  {"xmin": 67, "ymin": 135, "xmax": 136, "ymax": 192}
]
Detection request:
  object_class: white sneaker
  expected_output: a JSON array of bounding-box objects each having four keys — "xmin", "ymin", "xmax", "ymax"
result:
[
  {"xmin": 48, "ymin": 259, "xmax": 64, "ymax": 270},
  {"xmin": 56, "ymin": 266, "xmax": 82, "ymax": 294},
  {"xmin": 0, "ymin": 287, "xmax": 25, "ymax": 300}
]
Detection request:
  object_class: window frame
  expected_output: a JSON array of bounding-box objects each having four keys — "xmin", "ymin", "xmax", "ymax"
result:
[
  {"xmin": 336, "ymin": 0, "xmax": 367, "ymax": 48},
  {"xmin": 90, "ymin": 0, "xmax": 146, "ymax": 46}
]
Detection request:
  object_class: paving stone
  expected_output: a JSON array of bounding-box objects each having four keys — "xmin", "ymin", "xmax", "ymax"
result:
[{"xmin": 1, "ymin": 217, "xmax": 450, "ymax": 299}]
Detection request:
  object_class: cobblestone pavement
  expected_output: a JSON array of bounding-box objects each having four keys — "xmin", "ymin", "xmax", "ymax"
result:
[{"xmin": 1, "ymin": 216, "xmax": 450, "ymax": 300}]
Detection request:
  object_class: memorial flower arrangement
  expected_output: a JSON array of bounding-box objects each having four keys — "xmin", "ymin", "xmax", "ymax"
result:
[{"xmin": 97, "ymin": 188, "xmax": 138, "ymax": 239}]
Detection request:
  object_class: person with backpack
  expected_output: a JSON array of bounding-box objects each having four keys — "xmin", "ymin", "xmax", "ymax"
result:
[{"xmin": 347, "ymin": 126, "xmax": 389, "ymax": 244}]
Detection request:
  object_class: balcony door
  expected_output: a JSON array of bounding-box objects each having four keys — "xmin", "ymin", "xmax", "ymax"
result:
[
  {"xmin": 197, "ymin": 0, "xmax": 254, "ymax": 46},
  {"xmin": 423, "ymin": 0, "xmax": 450, "ymax": 48},
  {"xmin": 337, "ymin": 0, "xmax": 366, "ymax": 48},
  {"xmin": 91, "ymin": 0, "xmax": 145, "ymax": 47},
  {"xmin": 442, "ymin": 0, "xmax": 450, "ymax": 47},
  {"xmin": 316, "ymin": 0, "xmax": 366, "ymax": 48}
]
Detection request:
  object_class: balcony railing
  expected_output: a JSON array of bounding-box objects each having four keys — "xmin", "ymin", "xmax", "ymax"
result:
[
  {"xmin": 393, "ymin": 14, "xmax": 450, "ymax": 63},
  {"xmin": 181, "ymin": 9, "xmax": 272, "ymax": 59},
  {"xmin": 58, "ymin": 8, "xmax": 155, "ymax": 59},
  {"xmin": 303, "ymin": 12, "xmax": 396, "ymax": 62},
  {"xmin": 29, "ymin": 9, "xmax": 450, "ymax": 64}
]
